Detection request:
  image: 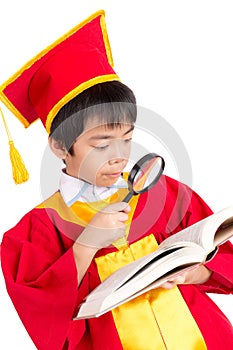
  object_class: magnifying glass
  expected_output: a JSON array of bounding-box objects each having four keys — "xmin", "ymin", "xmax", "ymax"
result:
[{"xmin": 123, "ymin": 153, "xmax": 165, "ymax": 203}]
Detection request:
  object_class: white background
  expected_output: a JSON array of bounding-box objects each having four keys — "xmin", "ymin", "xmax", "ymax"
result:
[{"xmin": 0, "ymin": 1, "xmax": 233, "ymax": 348}]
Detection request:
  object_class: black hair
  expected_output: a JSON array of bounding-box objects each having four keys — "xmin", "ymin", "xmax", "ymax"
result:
[{"xmin": 49, "ymin": 81, "xmax": 137, "ymax": 154}]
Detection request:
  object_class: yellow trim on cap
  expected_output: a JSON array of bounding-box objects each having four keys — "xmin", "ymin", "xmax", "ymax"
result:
[
  {"xmin": 0, "ymin": 94, "xmax": 30, "ymax": 128},
  {"xmin": 45, "ymin": 73, "xmax": 120, "ymax": 133},
  {"xmin": 0, "ymin": 10, "xmax": 113, "ymax": 129},
  {"xmin": 100, "ymin": 14, "xmax": 114, "ymax": 67}
]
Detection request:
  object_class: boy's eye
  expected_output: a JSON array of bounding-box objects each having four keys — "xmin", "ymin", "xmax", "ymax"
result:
[
  {"xmin": 93, "ymin": 138, "xmax": 132, "ymax": 150},
  {"xmin": 94, "ymin": 144, "xmax": 109, "ymax": 150}
]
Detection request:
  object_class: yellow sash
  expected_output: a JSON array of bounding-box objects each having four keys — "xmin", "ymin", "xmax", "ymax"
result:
[{"xmin": 95, "ymin": 235, "xmax": 207, "ymax": 350}]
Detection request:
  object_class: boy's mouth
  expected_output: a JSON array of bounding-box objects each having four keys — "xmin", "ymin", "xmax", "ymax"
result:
[{"xmin": 105, "ymin": 172, "xmax": 122, "ymax": 178}]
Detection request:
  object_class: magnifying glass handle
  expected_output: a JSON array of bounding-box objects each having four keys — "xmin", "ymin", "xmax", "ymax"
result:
[{"xmin": 122, "ymin": 192, "xmax": 134, "ymax": 203}]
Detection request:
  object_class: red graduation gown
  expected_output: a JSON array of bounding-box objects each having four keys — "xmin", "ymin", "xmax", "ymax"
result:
[{"xmin": 1, "ymin": 175, "xmax": 233, "ymax": 349}]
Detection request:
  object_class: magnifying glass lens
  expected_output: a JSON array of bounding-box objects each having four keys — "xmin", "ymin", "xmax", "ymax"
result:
[
  {"xmin": 123, "ymin": 153, "xmax": 165, "ymax": 203},
  {"xmin": 133, "ymin": 157, "xmax": 163, "ymax": 192}
]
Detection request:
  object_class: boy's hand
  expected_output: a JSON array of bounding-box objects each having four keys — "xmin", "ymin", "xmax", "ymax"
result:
[
  {"xmin": 159, "ymin": 264, "xmax": 212, "ymax": 289},
  {"xmin": 76, "ymin": 202, "xmax": 131, "ymax": 249}
]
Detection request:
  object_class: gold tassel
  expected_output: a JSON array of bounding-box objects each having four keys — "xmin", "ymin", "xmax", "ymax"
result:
[{"xmin": 0, "ymin": 107, "xmax": 29, "ymax": 184}]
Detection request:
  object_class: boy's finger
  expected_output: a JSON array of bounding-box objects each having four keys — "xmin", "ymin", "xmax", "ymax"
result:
[{"xmin": 102, "ymin": 202, "xmax": 131, "ymax": 214}]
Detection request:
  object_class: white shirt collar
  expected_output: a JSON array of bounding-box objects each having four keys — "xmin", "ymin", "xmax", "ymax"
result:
[{"xmin": 59, "ymin": 170, "xmax": 128, "ymax": 206}]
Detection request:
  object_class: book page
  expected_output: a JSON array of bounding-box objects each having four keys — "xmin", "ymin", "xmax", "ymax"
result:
[
  {"xmin": 159, "ymin": 206, "xmax": 233, "ymax": 251},
  {"xmin": 158, "ymin": 220, "xmax": 209, "ymax": 249},
  {"xmin": 90, "ymin": 263, "xmax": 201, "ymax": 317},
  {"xmin": 108, "ymin": 246, "xmax": 204, "ymax": 302},
  {"xmin": 200, "ymin": 208, "xmax": 233, "ymax": 249},
  {"xmin": 84, "ymin": 251, "xmax": 161, "ymax": 302},
  {"xmin": 76, "ymin": 246, "xmax": 204, "ymax": 319},
  {"xmin": 213, "ymin": 222, "xmax": 233, "ymax": 246},
  {"xmin": 85, "ymin": 245, "xmax": 199, "ymax": 302}
]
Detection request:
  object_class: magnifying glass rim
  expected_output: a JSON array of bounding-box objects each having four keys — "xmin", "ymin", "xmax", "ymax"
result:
[{"xmin": 128, "ymin": 152, "xmax": 165, "ymax": 195}]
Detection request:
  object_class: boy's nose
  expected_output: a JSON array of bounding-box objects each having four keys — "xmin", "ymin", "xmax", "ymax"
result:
[
  {"xmin": 108, "ymin": 157, "xmax": 124, "ymax": 165},
  {"xmin": 108, "ymin": 141, "xmax": 127, "ymax": 164}
]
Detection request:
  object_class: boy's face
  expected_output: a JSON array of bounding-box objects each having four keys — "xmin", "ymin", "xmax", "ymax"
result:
[{"xmin": 53, "ymin": 120, "xmax": 134, "ymax": 187}]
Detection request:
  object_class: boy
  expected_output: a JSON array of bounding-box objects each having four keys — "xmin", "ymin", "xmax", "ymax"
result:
[{"xmin": 1, "ymin": 10, "xmax": 233, "ymax": 350}]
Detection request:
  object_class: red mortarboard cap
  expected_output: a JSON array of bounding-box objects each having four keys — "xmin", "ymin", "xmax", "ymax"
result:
[
  {"xmin": 0, "ymin": 10, "xmax": 119, "ymax": 134},
  {"xmin": 0, "ymin": 10, "xmax": 119, "ymax": 184}
]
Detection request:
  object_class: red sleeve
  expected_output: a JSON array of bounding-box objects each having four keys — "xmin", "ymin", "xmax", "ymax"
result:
[
  {"xmin": 0, "ymin": 209, "xmax": 87, "ymax": 350},
  {"xmin": 161, "ymin": 176, "xmax": 233, "ymax": 294},
  {"xmin": 183, "ymin": 186, "xmax": 233, "ymax": 294}
]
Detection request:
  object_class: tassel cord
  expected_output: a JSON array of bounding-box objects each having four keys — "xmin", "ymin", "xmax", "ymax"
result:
[{"xmin": 0, "ymin": 107, "xmax": 29, "ymax": 184}]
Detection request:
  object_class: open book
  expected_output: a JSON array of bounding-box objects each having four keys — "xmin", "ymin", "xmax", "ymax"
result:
[{"xmin": 75, "ymin": 206, "xmax": 233, "ymax": 320}]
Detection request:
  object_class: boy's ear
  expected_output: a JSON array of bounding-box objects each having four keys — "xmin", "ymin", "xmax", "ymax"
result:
[{"xmin": 48, "ymin": 137, "xmax": 68, "ymax": 159}]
